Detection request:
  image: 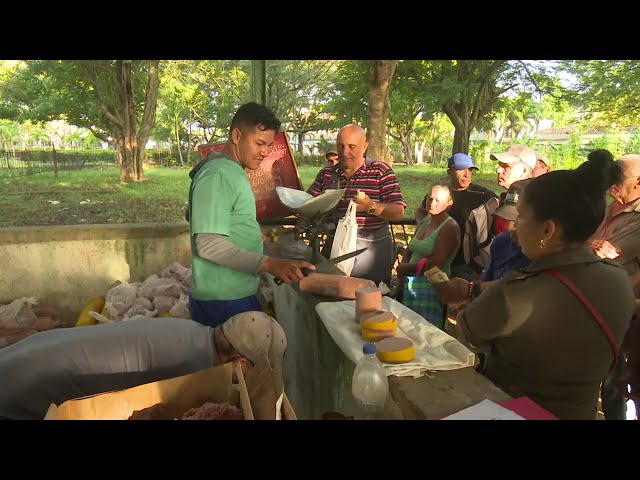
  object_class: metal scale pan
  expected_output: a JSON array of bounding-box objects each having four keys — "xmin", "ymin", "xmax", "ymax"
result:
[{"xmin": 275, "ymin": 187, "xmax": 346, "ymax": 218}]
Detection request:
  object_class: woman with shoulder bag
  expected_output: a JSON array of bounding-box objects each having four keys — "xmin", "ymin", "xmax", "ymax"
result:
[{"xmin": 455, "ymin": 150, "xmax": 636, "ymax": 420}]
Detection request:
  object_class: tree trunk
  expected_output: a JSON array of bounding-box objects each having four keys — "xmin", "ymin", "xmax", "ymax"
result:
[
  {"xmin": 452, "ymin": 128, "xmax": 471, "ymax": 155},
  {"xmin": 135, "ymin": 60, "xmax": 160, "ymax": 180},
  {"xmin": 401, "ymin": 134, "xmax": 413, "ymax": 165},
  {"xmin": 113, "ymin": 60, "xmax": 160, "ymax": 181},
  {"xmin": 115, "ymin": 137, "xmax": 125, "ymax": 170},
  {"xmin": 366, "ymin": 60, "xmax": 397, "ymax": 163},
  {"xmin": 440, "ymin": 60, "xmax": 507, "ymax": 158},
  {"xmin": 297, "ymin": 131, "xmax": 304, "ymax": 155},
  {"xmin": 117, "ymin": 61, "xmax": 139, "ymax": 181},
  {"xmin": 431, "ymin": 122, "xmax": 437, "ymax": 164},
  {"xmin": 418, "ymin": 138, "xmax": 427, "ymax": 164},
  {"xmin": 52, "ymin": 145, "xmax": 58, "ymax": 178},
  {"xmin": 186, "ymin": 122, "xmax": 192, "ymax": 165},
  {"xmin": 175, "ymin": 115, "xmax": 184, "ymax": 166}
]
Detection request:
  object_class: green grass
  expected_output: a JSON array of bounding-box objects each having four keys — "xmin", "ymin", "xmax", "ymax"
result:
[
  {"xmin": 0, "ymin": 166, "xmax": 192, "ymax": 227},
  {"xmin": 0, "ymin": 165, "xmax": 502, "ymax": 228}
]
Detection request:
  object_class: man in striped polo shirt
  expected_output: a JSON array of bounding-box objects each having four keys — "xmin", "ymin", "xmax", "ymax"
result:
[{"xmin": 307, "ymin": 124, "xmax": 406, "ymax": 285}]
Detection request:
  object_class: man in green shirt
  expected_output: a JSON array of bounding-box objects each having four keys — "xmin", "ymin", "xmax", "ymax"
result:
[{"xmin": 188, "ymin": 102, "xmax": 314, "ymax": 328}]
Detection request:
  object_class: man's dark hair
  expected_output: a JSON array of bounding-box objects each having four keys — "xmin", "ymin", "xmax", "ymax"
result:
[
  {"xmin": 523, "ymin": 149, "xmax": 623, "ymax": 243},
  {"xmin": 230, "ymin": 102, "xmax": 281, "ymax": 135}
]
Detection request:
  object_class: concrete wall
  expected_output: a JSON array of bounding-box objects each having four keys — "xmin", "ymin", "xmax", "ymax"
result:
[{"xmin": 0, "ymin": 223, "xmax": 191, "ymax": 324}]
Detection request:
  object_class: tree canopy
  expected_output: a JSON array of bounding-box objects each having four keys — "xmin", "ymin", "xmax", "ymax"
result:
[
  {"xmin": 561, "ymin": 60, "xmax": 640, "ymax": 126},
  {"xmin": 0, "ymin": 60, "xmax": 160, "ymax": 180},
  {"xmin": 1, "ymin": 59, "xmax": 638, "ymax": 174}
]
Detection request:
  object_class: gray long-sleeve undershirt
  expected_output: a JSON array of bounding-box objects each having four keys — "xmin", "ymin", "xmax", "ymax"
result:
[{"xmin": 196, "ymin": 233, "xmax": 267, "ymax": 275}]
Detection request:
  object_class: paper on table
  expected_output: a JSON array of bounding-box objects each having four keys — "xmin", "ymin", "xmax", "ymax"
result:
[
  {"xmin": 442, "ymin": 399, "xmax": 525, "ymax": 420},
  {"xmin": 315, "ymin": 296, "xmax": 475, "ymax": 378}
]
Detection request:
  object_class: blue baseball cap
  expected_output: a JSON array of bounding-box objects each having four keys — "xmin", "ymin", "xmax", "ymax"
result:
[{"xmin": 447, "ymin": 153, "xmax": 478, "ymax": 171}]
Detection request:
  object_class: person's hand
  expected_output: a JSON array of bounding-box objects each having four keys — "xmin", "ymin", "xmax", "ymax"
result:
[
  {"xmin": 352, "ymin": 190, "xmax": 373, "ymax": 213},
  {"xmin": 261, "ymin": 257, "xmax": 315, "ymax": 284},
  {"xmin": 431, "ymin": 277, "xmax": 471, "ymax": 305},
  {"xmin": 591, "ymin": 239, "xmax": 621, "ymax": 259}
]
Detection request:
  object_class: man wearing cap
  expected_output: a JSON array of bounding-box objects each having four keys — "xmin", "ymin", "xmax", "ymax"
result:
[
  {"xmin": 325, "ymin": 149, "xmax": 339, "ymax": 166},
  {"xmin": 416, "ymin": 153, "xmax": 498, "ymax": 280},
  {"xmin": 490, "ymin": 144, "xmax": 535, "ymax": 235},
  {"xmin": 480, "ymin": 180, "xmax": 532, "ymax": 282},
  {"xmin": 491, "ymin": 144, "xmax": 536, "ymax": 192},
  {"xmin": 533, "ymin": 151, "xmax": 551, "ymax": 177},
  {"xmin": 0, "ymin": 313, "xmax": 286, "ymax": 420}
]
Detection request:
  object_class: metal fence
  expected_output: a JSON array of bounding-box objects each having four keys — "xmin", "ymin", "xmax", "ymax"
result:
[
  {"xmin": 0, "ymin": 151, "xmax": 50, "ymax": 177},
  {"xmin": 0, "ymin": 147, "xmax": 174, "ymax": 178}
]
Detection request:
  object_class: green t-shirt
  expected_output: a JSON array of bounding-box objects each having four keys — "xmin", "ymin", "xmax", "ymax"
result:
[{"xmin": 189, "ymin": 157, "xmax": 263, "ymax": 301}]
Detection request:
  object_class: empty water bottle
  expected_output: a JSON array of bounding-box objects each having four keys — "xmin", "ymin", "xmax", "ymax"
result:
[{"xmin": 352, "ymin": 343, "xmax": 389, "ymax": 420}]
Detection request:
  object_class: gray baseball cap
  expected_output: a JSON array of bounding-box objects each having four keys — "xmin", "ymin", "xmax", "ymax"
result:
[{"xmin": 222, "ymin": 311, "xmax": 287, "ymax": 366}]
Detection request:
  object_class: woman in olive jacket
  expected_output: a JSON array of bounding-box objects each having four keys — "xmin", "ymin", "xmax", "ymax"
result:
[{"xmin": 457, "ymin": 150, "xmax": 636, "ymax": 420}]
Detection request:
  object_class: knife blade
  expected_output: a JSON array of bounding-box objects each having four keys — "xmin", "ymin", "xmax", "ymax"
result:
[
  {"xmin": 323, "ymin": 247, "xmax": 368, "ymax": 267},
  {"xmin": 274, "ymin": 247, "xmax": 367, "ymax": 285}
]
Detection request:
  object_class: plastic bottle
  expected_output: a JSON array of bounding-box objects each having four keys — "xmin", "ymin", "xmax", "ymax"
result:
[{"xmin": 352, "ymin": 343, "xmax": 389, "ymax": 420}]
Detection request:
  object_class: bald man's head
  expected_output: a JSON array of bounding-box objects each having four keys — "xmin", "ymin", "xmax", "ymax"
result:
[
  {"xmin": 338, "ymin": 124, "xmax": 366, "ymax": 140},
  {"xmin": 619, "ymin": 154, "xmax": 640, "ymax": 177},
  {"xmin": 336, "ymin": 124, "xmax": 368, "ymax": 173},
  {"xmin": 610, "ymin": 153, "xmax": 640, "ymax": 204}
]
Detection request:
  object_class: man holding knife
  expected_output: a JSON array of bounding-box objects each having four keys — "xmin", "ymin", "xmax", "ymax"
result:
[{"xmin": 188, "ymin": 102, "xmax": 314, "ymax": 328}]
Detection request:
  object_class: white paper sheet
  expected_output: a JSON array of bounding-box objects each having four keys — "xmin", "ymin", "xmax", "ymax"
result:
[
  {"xmin": 442, "ymin": 399, "xmax": 525, "ymax": 420},
  {"xmin": 316, "ymin": 296, "xmax": 475, "ymax": 378}
]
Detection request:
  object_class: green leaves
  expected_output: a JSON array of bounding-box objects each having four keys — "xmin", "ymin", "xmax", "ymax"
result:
[{"xmin": 561, "ymin": 60, "xmax": 640, "ymax": 126}]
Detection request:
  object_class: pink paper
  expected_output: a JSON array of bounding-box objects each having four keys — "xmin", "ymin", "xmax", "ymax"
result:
[{"xmin": 497, "ymin": 397, "xmax": 558, "ymax": 420}]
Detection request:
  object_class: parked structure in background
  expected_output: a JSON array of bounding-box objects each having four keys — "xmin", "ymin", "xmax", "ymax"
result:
[{"xmin": 471, "ymin": 126, "xmax": 640, "ymax": 149}]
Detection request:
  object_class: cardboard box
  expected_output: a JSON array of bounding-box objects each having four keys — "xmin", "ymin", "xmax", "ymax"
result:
[{"xmin": 44, "ymin": 362, "xmax": 296, "ymax": 420}]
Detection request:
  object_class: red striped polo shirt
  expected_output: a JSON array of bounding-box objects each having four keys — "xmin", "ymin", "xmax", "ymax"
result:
[{"xmin": 307, "ymin": 158, "xmax": 406, "ymax": 232}]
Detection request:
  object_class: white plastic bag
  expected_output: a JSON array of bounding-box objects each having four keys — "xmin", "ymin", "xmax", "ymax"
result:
[
  {"xmin": 0, "ymin": 296, "xmax": 39, "ymax": 328},
  {"xmin": 330, "ymin": 200, "xmax": 358, "ymax": 276}
]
